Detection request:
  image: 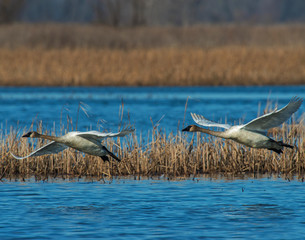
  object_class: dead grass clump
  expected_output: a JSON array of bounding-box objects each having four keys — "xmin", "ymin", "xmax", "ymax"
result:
[{"xmin": 1, "ymin": 119, "xmax": 305, "ymax": 180}]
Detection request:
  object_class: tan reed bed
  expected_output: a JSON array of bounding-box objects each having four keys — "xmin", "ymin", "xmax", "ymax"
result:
[
  {"xmin": 1, "ymin": 118, "xmax": 305, "ymax": 181},
  {"xmin": 1, "ymin": 46, "xmax": 305, "ymax": 86},
  {"xmin": 1, "ymin": 24, "xmax": 305, "ymax": 86}
]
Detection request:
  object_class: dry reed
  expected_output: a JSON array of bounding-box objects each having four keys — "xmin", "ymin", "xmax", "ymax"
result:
[
  {"xmin": 0, "ymin": 47, "xmax": 305, "ymax": 86},
  {"xmin": 0, "ymin": 24, "xmax": 305, "ymax": 86},
  {"xmin": 1, "ymin": 110, "xmax": 305, "ymax": 180}
]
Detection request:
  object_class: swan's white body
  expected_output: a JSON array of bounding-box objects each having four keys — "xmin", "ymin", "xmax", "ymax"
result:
[
  {"xmin": 223, "ymin": 126, "xmax": 271, "ymax": 148},
  {"xmin": 11, "ymin": 127, "xmax": 134, "ymax": 161},
  {"xmin": 183, "ymin": 97, "xmax": 303, "ymax": 153}
]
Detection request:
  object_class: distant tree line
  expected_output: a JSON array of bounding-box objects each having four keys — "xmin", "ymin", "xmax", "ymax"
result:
[
  {"xmin": 1, "ymin": 0, "xmax": 305, "ymax": 25},
  {"xmin": 0, "ymin": 0, "xmax": 24, "ymax": 23}
]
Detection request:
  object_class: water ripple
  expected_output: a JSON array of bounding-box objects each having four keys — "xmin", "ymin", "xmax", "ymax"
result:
[{"xmin": 0, "ymin": 178, "xmax": 305, "ymax": 239}]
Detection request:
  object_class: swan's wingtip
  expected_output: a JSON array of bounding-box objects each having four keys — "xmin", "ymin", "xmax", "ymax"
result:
[
  {"xmin": 291, "ymin": 96, "xmax": 303, "ymax": 104},
  {"xmin": 289, "ymin": 96, "xmax": 303, "ymax": 110},
  {"xmin": 10, "ymin": 152, "xmax": 25, "ymax": 160},
  {"xmin": 190, "ymin": 112, "xmax": 200, "ymax": 120},
  {"xmin": 121, "ymin": 125, "xmax": 135, "ymax": 133}
]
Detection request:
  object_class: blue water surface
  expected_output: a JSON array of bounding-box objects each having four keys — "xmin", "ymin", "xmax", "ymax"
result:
[
  {"xmin": 1, "ymin": 86, "xmax": 305, "ymax": 136},
  {"xmin": 0, "ymin": 177, "xmax": 305, "ymax": 240},
  {"xmin": 1, "ymin": 86, "xmax": 305, "ymax": 239}
]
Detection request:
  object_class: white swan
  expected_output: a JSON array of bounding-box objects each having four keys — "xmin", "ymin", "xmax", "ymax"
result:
[
  {"xmin": 182, "ymin": 97, "xmax": 303, "ymax": 154},
  {"xmin": 11, "ymin": 126, "xmax": 134, "ymax": 162}
]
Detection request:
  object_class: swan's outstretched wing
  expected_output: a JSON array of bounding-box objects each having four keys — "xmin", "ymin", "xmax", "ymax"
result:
[
  {"xmin": 191, "ymin": 113, "xmax": 231, "ymax": 129},
  {"xmin": 10, "ymin": 141, "xmax": 68, "ymax": 160},
  {"xmin": 242, "ymin": 97, "xmax": 303, "ymax": 132},
  {"xmin": 76, "ymin": 126, "xmax": 135, "ymax": 140}
]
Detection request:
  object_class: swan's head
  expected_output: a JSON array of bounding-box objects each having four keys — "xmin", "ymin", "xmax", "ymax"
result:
[
  {"xmin": 182, "ymin": 125, "xmax": 198, "ymax": 132},
  {"xmin": 22, "ymin": 131, "xmax": 40, "ymax": 138}
]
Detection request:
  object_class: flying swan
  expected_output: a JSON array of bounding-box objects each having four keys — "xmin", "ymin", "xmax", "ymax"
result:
[
  {"xmin": 182, "ymin": 97, "xmax": 303, "ymax": 154},
  {"xmin": 11, "ymin": 126, "xmax": 134, "ymax": 162}
]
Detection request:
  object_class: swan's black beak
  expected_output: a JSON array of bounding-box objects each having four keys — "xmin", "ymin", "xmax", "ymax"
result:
[
  {"xmin": 182, "ymin": 126, "xmax": 191, "ymax": 132},
  {"xmin": 22, "ymin": 132, "xmax": 32, "ymax": 138}
]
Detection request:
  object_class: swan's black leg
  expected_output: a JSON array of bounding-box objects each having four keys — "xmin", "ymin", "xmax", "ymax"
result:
[
  {"xmin": 101, "ymin": 146, "xmax": 121, "ymax": 162},
  {"xmin": 107, "ymin": 151, "xmax": 121, "ymax": 162},
  {"xmin": 279, "ymin": 141, "xmax": 294, "ymax": 149},
  {"xmin": 100, "ymin": 155, "xmax": 109, "ymax": 162},
  {"xmin": 268, "ymin": 139, "xmax": 294, "ymax": 154},
  {"xmin": 269, "ymin": 148, "xmax": 283, "ymax": 154}
]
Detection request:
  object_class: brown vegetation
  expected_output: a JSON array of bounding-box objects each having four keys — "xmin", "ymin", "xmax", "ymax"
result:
[
  {"xmin": 1, "ymin": 47, "xmax": 305, "ymax": 86},
  {"xmin": 1, "ymin": 117, "xmax": 305, "ymax": 180},
  {"xmin": 0, "ymin": 24, "xmax": 305, "ymax": 86}
]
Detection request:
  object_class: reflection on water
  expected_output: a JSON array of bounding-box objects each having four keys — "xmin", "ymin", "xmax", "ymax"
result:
[{"xmin": 0, "ymin": 177, "xmax": 305, "ymax": 239}]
